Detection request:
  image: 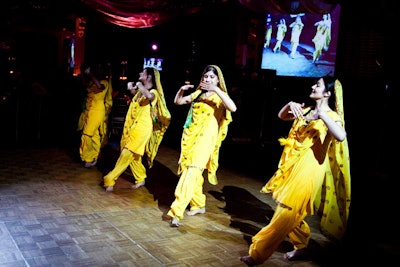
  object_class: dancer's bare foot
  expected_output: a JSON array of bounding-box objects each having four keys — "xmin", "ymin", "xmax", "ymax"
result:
[
  {"xmin": 170, "ymin": 217, "xmax": 180, "ymax": 227},
  {"xmin": 284, "ymin": 249, "xmax": 306, "ymax": 261},
  {"xmin": 132, "ymin": 181, "xmax": 145, "ymax": 189},
  {"xmin": 186, "ymin": 207, "xmax": 205, "ymax": 216},
  {"xmin": 240, "ymin": 255, "xmax": 257, "ymax": 266},
  {"xmin": 84, "ymin": 160, "xmax": 97, "ymax": 168},
  {"xmin": 105, "ymin": 186, "xmax": 113, "ymax": 192}
]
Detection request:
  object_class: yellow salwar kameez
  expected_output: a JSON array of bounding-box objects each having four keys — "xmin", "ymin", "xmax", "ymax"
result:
[
  {"xmin": 289, "ymin": 16, "xmax": 304, "ymax": 58},
  {"xmin": 312, "ymin": 23, "xmax": 329, "ymax": 62},
  {"xmin": 273, "ymin": 20, "xmax": 287, "ymax": 53},
  {"xmin": 167, "ymin": 66, "xmax": 232, "ymax": 221},
  {"xmin": 78, "ymin": 79, "xmax": 111, "ymax": 164},
  {"xmin": 100, "ymin": 76, "xmax": 113, "ymax": 147},
  {"xmin": 264, "ymin": 25, "xmax": 272, "ymax": 48},
  {"xmin": 248, "ymin": 80, "xmax": 351, "ymax": 264},
  {"xmin": 104, "ymin": 69, "xmax": 170, "ymax": 188}
]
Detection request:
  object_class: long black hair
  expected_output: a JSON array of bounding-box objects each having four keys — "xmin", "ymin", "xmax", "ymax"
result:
[
  {"xmin": 321, "ymin": 75, "xmax": 336, "ymax": 108},
  {"xmin": 144, "ymin": 67, "xmax": 157, "ymax": 89}
]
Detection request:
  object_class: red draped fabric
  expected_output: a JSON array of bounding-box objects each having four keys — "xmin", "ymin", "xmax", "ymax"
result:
[
  {"xmin": 80, "ymin": 0, "xmax": 339, "ymax": 28},
  {"xmin": 81, "ymin": 0, "xmax": 204, "ymax": 28}
]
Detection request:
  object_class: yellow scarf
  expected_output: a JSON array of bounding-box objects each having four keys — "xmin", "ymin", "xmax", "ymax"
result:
[
  {"xmin": 315, "ymin": 79, "xmax": 351, "ymax": 240},
  {"xmin": 145, "ymin": 68, "xmax": 171, "ymax": 168}
]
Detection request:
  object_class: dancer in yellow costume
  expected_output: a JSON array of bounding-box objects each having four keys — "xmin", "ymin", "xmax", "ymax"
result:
[
  {"xmin": 104, "ymin": 63, "xmax": 170, "ymax": 192},
  {"xmin": 312, "ymin": 14, "xmax": 332, "ymax": 63},
  {"xmin": 263, "ymin": 14, "xmax": 273, "ymax": 48},
  {"xmin": 272, "ymin": 18, "xmax": 287, "ymax": 53},
  {"xmin": 78, "ymin": 63, "xmax": 113, "ymax": 168},
  {"xmin": 167, "ymin": 65, "xmax": 237, "ymax": 227},
  {"xmin": 289, "ymin": 14, "xmax": 304, "ymax": 58},
  {"xmin": 240, "ymin": 76, "xmax": 351, "ymax": 266},
  {"xmin": 323, "ymin": 13, "xmax": 332, "ymax": 51}
]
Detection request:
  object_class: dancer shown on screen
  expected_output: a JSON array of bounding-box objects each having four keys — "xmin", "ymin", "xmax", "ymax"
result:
[
  {"xmin": 273, "ymin": 18, "xmax": 287, "ymax": 53},
  {"xmin": 322, "ymin": 13, "xmax": 332, "ymax": 51},
  {"xmin": 312, "ymin": 13, "xmax": 332, "ymax": 63},
  {"xmin": 264, "ymin": 14, "xmax": 273, "ymax": 48},
  {"xmin": 289, "ymin": 14, "xmax": 304, "ymax": 58}
]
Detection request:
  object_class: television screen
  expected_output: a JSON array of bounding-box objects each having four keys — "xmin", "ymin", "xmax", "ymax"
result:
[{"xmin": 261, "ymin": 5, "xmax": 340, "ymax": 77}]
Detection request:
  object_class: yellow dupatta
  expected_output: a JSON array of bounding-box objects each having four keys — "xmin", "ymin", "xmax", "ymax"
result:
[
  {"xmin": 100, "ymin": 76, "xmax": 113, "ymax": 147},
  {"xmin": 145, "ymin": 68, "xmax": 171, "ymax": 168},
  {"xmin": 189, "ymin": 65, "xmax": 233, "ymax": 185},
  {"xmin": 315, "ymin": 79, "xmax": 351, "ymax": 240}
]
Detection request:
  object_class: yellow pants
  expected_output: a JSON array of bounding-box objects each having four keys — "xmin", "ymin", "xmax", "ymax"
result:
[
  {"xmin": 103, "ymin": 148, "xmax": 146, "ymax": 187},
  {"xmin": 248, "ymin": 204, "xmax": 310, "ymax": 264},
  {"xmin": 167, "ymin": 167, "xmax": 206, "ymax": 220},
  {"xmin": 80, "ymin": 131, "xmax": 101, "ymax": 163}
]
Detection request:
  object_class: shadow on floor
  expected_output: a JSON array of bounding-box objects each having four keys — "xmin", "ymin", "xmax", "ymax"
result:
[
  {"xmin": 212, "ymin": 185, "xmax": 274, "ymax": 226},
  {"xmin": 145, "ymin": 160, "xmax": 179, "ymax": 213}
]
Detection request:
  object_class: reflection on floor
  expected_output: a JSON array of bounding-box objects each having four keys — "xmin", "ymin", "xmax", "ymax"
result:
[{"xmin": 0, "ymin": 142, "xmax": 397, "ymax": 266}]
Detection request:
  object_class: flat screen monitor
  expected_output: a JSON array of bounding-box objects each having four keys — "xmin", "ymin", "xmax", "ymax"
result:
[{"xmin": 261, "ymin": 5, "xmax": 341, "ymax": 77}]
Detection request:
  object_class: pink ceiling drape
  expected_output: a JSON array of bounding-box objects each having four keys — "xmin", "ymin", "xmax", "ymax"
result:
[
  {"xmin": 80, "ymin": 0, "xmax": 339, "ymax": 28},
  {"xmin": 80, "ymin": 0, "xmax": 204, "ymax": 28}
]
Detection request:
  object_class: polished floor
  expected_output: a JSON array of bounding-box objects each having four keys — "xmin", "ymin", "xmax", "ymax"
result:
[{"xmin": 0, "ymin": 136, "xmax": 397, "ymax": 266}]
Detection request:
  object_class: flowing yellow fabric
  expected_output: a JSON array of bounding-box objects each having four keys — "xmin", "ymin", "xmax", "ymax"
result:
[
  {"xmin": 312, "ymin": 23, "xmax": 329, "ymax": 61},
  {"xmin": 167, "ymin": 167, "xmax": 205, "ymax": 220},
  {"xmin": 145, "ymin": 68, "xmax": 171, "ymax": 168},
  {"xmin": 264, "ymin": 25, "xmax": 272, "ymax": 47},
  {"xmin": 314, "ymin": 79, "xmax": 351, "ymax": 240},
  {"xmin": 77, "ymin": 102, "xmax": 86, "ymax": 132},
  {"xmin": 78, "ymin": 79, "xmax": 110, "ymax": 162},
  {"xmin": 261, "ymin": 108, "xmax": 336, "ymax": 216},
  {"xmin": 103, "ymin": 148, "xmax": 145, "ymax": 187},
  {"xmin": 120, "ymin": 89, "xmax": 157, "ymax": 155},
  {"xmin": 100, "ymin": 76, "xmax": 113, "ymax": 147},
  {"xmin": 273, "ymin": 20, "xmax": 287, "ymax": 52},
  {"xmin": 178, "ymin": 65, "xmax": 232, "ymax": 185},
  {"xmin": 249, "ymin": 204, "xmax": 308, "ymax": 263}
]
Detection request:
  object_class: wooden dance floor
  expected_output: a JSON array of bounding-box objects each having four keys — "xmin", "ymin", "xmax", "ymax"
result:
[{"xmin": 0, "ymin": 141, "xmax": 393, "ymax": 266}]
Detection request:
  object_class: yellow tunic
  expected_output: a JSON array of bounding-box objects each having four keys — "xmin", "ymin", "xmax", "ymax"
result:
[
  {"xmin": 312, "ymin": 24, "xmax": 329, "ymax": 61},
  {"xmin": 120, "ymin": 89, "xmax": 157, "ymax": 155},
  {"xmin": 273, "ymin": 23, "xmax": 287, "ymax": 52},
  {"xmin": 100, "ymin": 77, "xmax": 113, "ymax": 147},
  {"xmin": 178, "ymin": 91, "xmax": 231, "ymax": 185},
  {"xmin": 79, "ymin": 79, "xmax": 110, "ymax": 163},
  {"xmin": 264, "ymin": 26, "xmax": 272, "ymax": 47},
  {"xmin": 290, "ymin": 23, "xmax": 303, "ymax": 44},
  {"xmin": 262, "ymin": 112, "xmax": 337, "ymax": 215},
  {"xmin": 276, "ymin": 24, "xmax": 287, "ymax": 42},
  {"xmin": 249, "ymin": 110, "xmax": 349, "ymax": 263}
]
